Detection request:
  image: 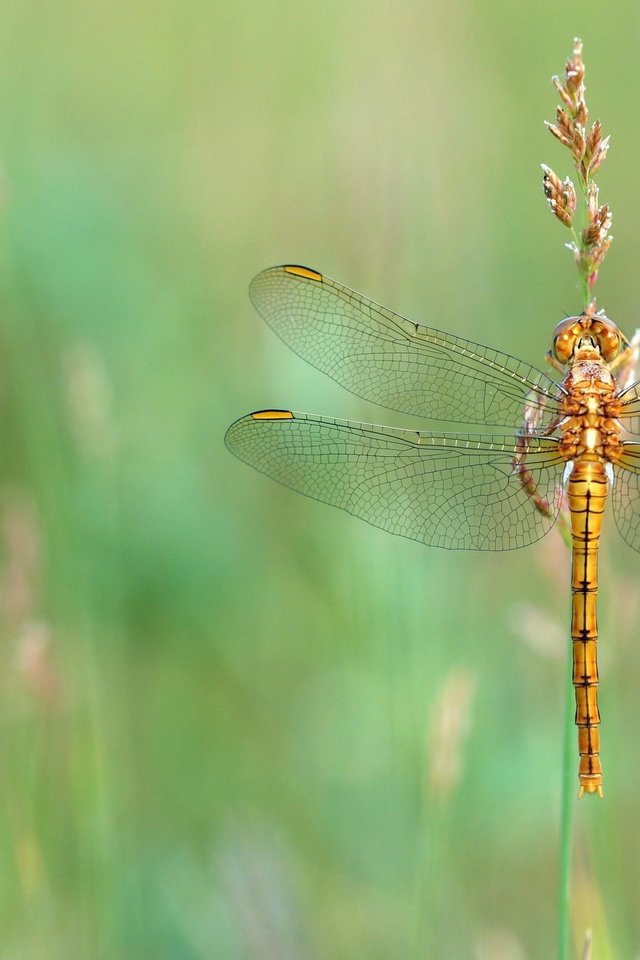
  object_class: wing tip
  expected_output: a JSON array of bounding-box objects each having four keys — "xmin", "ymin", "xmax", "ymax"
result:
[
  {"xmin": 249, "ymin": 265, "xmax": 323, "ymax": 303},
  {"xmin": 224, "ymin": 410, "xmax": 296, "ymax": 458}
]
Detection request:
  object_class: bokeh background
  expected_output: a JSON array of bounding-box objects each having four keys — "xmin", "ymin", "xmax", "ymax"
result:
[{"xmin": 2, "ymin": 2, "xmax": 640, "ymax": 957}]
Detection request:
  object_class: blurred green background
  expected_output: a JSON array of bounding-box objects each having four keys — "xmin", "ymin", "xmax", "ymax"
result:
[{"xmin": 2, "ymin": 2, "xmax": 640, "ymax": 957}]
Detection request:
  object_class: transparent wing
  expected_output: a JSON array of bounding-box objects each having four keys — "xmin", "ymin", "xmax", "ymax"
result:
[
  {"xmin": 225, "ymin": 410, "xmax": 565, "ymax": 551},
  {"xmin": 611, "ymin": 443, "xmax": 640, "ymax": 552},
  {"xmin": 249, "ymin": 265, "xmax": 566, "ymax": 429},
  {"xmin": 615, "ymin": 381, "xmax": 640, "ymax": 435}
]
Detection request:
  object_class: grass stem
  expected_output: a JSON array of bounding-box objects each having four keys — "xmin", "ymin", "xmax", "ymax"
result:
[{"xmin": 558, "ymin": 636, "xmax": 576, "ymax": 960}]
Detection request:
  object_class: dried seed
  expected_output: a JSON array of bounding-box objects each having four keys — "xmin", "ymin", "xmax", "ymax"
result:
[
  {"xmin": 572, "ymin": 123, "xmax": 586, "ymax": 161},
  {"xmin": 556, "ymin": 106, "xmax": 574, "ymax": 140},
  {"xmin": 586, "ymin": 119, "xmax": 602, "ymax": 156},
  {"xmin": 552, "ymin": 75, "xmax": 575, "ymax": 112},
  {"xmin": 588, "ymin": 135, "xmax": 610, "ymax": 175},
  {"xmin": 546, "ymin": 122, "xmax": 573, "ymax": 148}
]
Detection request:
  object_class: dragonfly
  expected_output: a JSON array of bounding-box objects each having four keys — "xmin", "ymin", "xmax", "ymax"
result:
[{"xmin": 225, "ymin": 264, "xmax": 640, "ymax": 797}]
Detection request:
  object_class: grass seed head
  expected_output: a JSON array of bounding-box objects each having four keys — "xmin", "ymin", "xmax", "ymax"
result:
[{"xmin": 543, "ymin": 39, "xmax": 612, "ymax": 308}]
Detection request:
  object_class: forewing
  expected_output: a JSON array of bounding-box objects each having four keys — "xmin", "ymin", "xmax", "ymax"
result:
[
  {"xmin": 249, "ymin": 266, "xmax": 565, "ymax": 429},
  {"xmin": 611, "ymin": 443, "xmax": 640, "ymax": 552},
  {"xmin": 225, "ymin": 410, "xmax": 564, "ymax": 551}
]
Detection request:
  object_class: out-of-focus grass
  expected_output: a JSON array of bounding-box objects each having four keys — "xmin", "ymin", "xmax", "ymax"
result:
[{"xmin": 1, "ymin": 3, "xmax": 640, "ymax": 958}]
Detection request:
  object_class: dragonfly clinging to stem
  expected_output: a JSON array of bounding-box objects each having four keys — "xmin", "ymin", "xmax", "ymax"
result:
[{"xmin": 225, "ymin": 264, "xmax": 640, "ymax": 797}]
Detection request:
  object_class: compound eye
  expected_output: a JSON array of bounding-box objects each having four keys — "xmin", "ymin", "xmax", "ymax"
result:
[
  {"xmin": 601, "ymin": 332, "xmax": 621, "ymax": 362},
  {"xmin": 552, "ymin": 317, "xmax": 580, "ymax": 363},
  {"xmin": 553, "ymin": 333, "xmax": 573, "ymax": 363},
  {"xmin": 592, "ymin": 318, "xmax": 622, "ymax": 362}
]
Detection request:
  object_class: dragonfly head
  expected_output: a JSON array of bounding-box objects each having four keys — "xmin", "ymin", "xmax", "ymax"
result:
[{"xmin": 552, "ymin": 313, "xmax": 623, "ymax": 364}]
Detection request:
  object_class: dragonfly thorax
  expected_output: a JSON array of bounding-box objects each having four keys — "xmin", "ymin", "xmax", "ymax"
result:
[
  {"xmin": 564, "ymin": 359, "xmax": 615, "ymax": 391},
  {"xmin": 552, "ymin": 313, "xmax": 623, "ymax": 365}
]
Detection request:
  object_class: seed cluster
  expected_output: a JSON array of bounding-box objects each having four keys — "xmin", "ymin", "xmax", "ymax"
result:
[{"xmin": 542, "ymin": 39, "xmax": 612, "ymax": 308}]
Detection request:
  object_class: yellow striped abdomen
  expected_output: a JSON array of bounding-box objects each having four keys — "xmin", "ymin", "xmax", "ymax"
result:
[{"xmin": 567, "ymin": 457, "xmax": 607, "ymax": 798}]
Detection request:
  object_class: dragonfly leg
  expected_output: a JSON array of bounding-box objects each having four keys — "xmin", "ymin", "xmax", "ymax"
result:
[
  {"xmin": 512, "ymin": 385, "xmax": 566, "ymax": 518},
  {"xmin": 545, "ymin": 349, "xmax": 565, "ymax": 374},
  {"xmin": 513, "ymin": 433, "xmax": 556, "ymax": 518}
]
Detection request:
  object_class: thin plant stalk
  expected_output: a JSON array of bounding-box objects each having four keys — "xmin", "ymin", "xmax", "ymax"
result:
[
  {"xmin": 542, "ymin": 39, "xmax": 614, "ymax": 959},
  {"xmin": 559, "ymin": 636, "xmax": 576, "ymax": 960}
]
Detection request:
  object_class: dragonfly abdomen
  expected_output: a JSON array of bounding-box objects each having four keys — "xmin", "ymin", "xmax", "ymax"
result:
[{"xmin": 567, "ymin": 457, "xmax": 608, "ymax": 798}]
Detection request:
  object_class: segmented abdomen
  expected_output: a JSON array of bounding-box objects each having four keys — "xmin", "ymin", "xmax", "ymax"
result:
[{"xmin": 567, "ymin": 458, "xmax": 607, "ymax": 797}]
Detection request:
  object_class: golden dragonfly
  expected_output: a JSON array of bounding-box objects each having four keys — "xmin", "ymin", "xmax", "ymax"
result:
[{"xmin": 225, "ymin": 264, "xmax": 640, "ymax": 797}]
